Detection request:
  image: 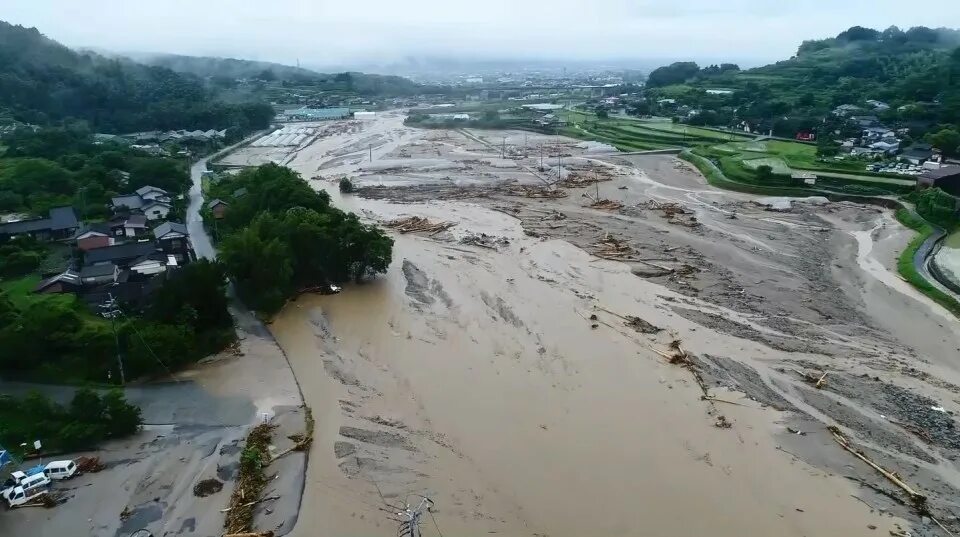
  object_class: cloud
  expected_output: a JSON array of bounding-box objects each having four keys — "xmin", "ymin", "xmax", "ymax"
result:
[{"xmin": 4, "ymin": 0, "xmax": 960, "ymax": 68}]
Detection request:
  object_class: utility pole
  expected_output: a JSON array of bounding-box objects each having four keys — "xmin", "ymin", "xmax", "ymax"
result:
[
  {"xmin": 396, "ymin": 496, "xmax": 434, "ymax": 537},
  {"xmin": 369, "ymin": 144, "xmax": 373, "ymax": 162},
  {"xmin": 101, "ymin": 295, "xmax": 126, "ymax": 385},
  {"xmin": 501, "ymin": 136, "xmax": 505, "ymax": 159},
  {"xmin": 557, "ymin": 153, "xmax": 561, "ymax": 180}
]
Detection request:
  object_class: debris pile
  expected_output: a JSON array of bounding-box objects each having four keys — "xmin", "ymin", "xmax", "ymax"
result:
[
  {"xmin": 224, "ymin": 423, "xmax": 275, "ymax": 535},
  {"xmin": 591, "ymin": 234, "xmax": 634, "ymax": 260},
  {"xmin": 75, "ymin": 456, "xmax": 105, "ymax": 473},
  {"xmin": 624, "ymin": 315, "xmax": 662, "ymax": 334},
  {"xmin": 642, "ymin": 200, "xmax": 701, "ymax": 228},
  {"xmin": 558, "ymin": 169, "xmax": 613, "ymax": 188},
  {"xmin": 194, "ymin": 478, "xmax": 225, "ymax": 497},
  {"xmin": 385, "ymin": 216, "xmax": 455, "ymax": 234},
  {"xmin": 588, "ymin": 199, "xmax": 624, "ymax": 211},
  {"xmin": 460, "ymin": 233, "xmax": 510, "ymax": 250},
  {"xmin": 504, "ymin": 185, "xmax": 568, "ymax": 199},
  {"xmin": 14, "ymin": 490, "xmax": 66, "ymax": 509}
]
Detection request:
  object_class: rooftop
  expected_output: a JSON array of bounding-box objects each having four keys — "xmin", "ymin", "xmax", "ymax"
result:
[
  {"xmin": 80, "ymin": 263, "xmax": 117, "ymax": 279},
  {"xmin": 84, "ymin": 241, "xmax": 159, "ymax": 265},
  {"xmin": 920, "ymin": 166, "xmax": 960, "ymax": 180},
  {"xmin": 153, "ymin": 221, "xmax": 188, "ymax": 239}
]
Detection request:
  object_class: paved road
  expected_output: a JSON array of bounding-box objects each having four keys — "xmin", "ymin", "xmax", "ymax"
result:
[
  {"xmin": 186, "ymin": 133, "xmax": 265, "ymax": 261},
  {"xmin": 186, "ymin": 156, "xmax": 217, "ymax": 260}
]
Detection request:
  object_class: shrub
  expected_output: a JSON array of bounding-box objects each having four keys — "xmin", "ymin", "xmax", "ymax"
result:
[{"xmin": 339, "ymin": 177, "xmax": 355, "ymax": 193}]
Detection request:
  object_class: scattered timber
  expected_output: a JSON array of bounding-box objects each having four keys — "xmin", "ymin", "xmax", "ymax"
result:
[{"xmin": 386, "ymin": 216, "xmax": 455, "ymax": 234}]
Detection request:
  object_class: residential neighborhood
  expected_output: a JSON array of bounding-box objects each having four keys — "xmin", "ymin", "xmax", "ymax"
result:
[{"xmin": 2, "ymin": 184, "xmax": 195, "ymax": 310}]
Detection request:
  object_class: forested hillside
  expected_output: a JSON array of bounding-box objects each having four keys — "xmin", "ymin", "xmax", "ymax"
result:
[
  {"xmin": 136, "ymin": 53, "xmax": 424, "ymax": 96},
  {"xmin": 0, "ymin": 21, "xmax": 274, "ymax": 132},
  {"xmin": 643, "ymin": 26, "xmax": 960, "ymax": 138}
]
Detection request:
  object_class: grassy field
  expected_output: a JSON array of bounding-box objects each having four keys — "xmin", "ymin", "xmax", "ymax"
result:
[
  {"xmin": 1, "ymin": 274, "xmax": 41, "ymax": 306},
  {"xmin": 559, "ymin": 109, "xmax": 914, "ymax": 193},
  {"xmin": 894, "ymin": 209, "xmax": 960, "ymax": 318}
]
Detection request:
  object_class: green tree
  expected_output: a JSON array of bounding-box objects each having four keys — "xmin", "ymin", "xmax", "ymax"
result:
[
  {"xmin": 925, "ymin": 128, "xmax": 960, "ymax": 157},
  {"xmin": 755, "ymin": 165, "xmax": 775, "ymax": 182}
]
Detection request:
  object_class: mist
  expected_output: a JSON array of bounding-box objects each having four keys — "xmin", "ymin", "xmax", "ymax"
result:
[{"xmin": 5, "ymin": 0, "xmax": 960, "ymax": 71}]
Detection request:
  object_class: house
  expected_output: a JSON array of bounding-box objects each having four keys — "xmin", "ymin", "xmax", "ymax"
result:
[
  {"xmin": 795, "ymin": 131, "xmax": 816, "ymax": 142},
  {"xmin": 129, "ymin": 252, "xmax": 169, "ymax": 278},
  {"xmin": 232, "ymin": 187, "xmax": 248, "ymax": 199},
  {"xmin": 73, "ymin": 224, "xmax": 113, "ymax": 251},
  {"xmin": 866, "ymin": 100, "xmax": 890, "ymax": 111},
  {"xmin": 851, "ymin": 116, "xmax": 881, "ymax": 128},
  {"xmin": 862, "ymin": 126, "xmax": 896, "ymax": 141},
  {"xmin": 0, "ymin": 206, "xmax": 79, "ymax": 241},
  {"xmin": 917, "ymin": 167, "xmax": 960, "ymax": 196},
  {"xmin": 141, "ymin": 201, "xmax": 172, "ymax": 221},
  {"xmin": 833, "ymin": 104, "xmax": 863, "ymax": 116},
  {"xmin": 153, "ymin": 222, "xmax": 193, "ymax": 264},
  {"xmin": 869, "ymin": 140, "xmax": 900, "ymax": 153},
  {"xmin": 900, "ymin": 144, "xmax": 935, "ymax": 166},
  {"xmin": 80, "ymin": 263, "xmax": 119, "ymax": 286},
  {"xmin": 84, "ymin": 241, "xmax": 161, "ymax": 268},
  {"xmin": 34, "ymin": 271, "xmax": 82, "ymax": 294},
  {"xmin": 136, "ymin": 186, "xmax": 171, "ymax": 204},
  {"xmin": 208, "ymin": 199, "xmax": 229, "ymax": 219},
  {"xmin": 111, "ymin": 186, "xmax": 172, "ymax": 220},
  {"xmin": 109, "ymin": 214, "xmax": 149, "ymax": 238},
  {"xmin": 850, "ymin": 147, "xmax": 886, "ymax": 159}
]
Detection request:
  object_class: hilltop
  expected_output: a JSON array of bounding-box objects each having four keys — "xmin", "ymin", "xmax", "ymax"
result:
[
  {"xmin": 643, "ymin": 26, "xmax": 960, "ymax": 140},
  {"xmin": 131, "ymin": 52, "xmax": 424, "ymax": 97},
  {"xmin": 0, "ymin": 21, "xmax": 274, "ymax": 133}
]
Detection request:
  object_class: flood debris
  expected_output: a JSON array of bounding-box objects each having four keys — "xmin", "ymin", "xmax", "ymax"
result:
[
  {"xmin": 624, "ymin": 315, "xmax": 662, "ymax": 334},
  {"xmin": 504, "ymin": 185, "xmax": 568, "ymax": 199},
  {"xmin": 224, "ymin": 423, "xmax": 276, "ymax": 535},
  {"xmin": 460, "ymin": 233, "xmax": 510, "ymax": 250},
  {"xmin": 75, "ymin": 455, "xmax": 105, "ymax": 473},
  {"xmin": 828, "ymin": 426, "xmax": 955, "ymax": 535},
  {"xmin": 592, "ymin": 233, "xmax": 634, "ymax": 260},
  {"xmin": 273, "ymin": 406, "xmax": 315, "ymax": 462},
  {"xmin": 14, "ymin": 490, "xmax": 65, "ymax": 509},
  {"xmin": 587, "ymin": 199, "xmax": 624, "ymax": 211},
  {"xmin": 194, "ymin": 478, "xmax": 224, "ymax": 497},
  {"xmin": 386, "ymin": 216, "xmax": 455, "ymax": 234}
]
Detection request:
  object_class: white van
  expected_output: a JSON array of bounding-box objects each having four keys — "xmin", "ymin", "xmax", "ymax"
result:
[{"xmin": 43, "ymin": 460, "xmax": 78, "ymax": 480}]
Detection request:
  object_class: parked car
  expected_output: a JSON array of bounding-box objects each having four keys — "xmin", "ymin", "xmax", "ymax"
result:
[{"xmin": 43, "ymin": 460, "xmax": 78, "ymax": 480}]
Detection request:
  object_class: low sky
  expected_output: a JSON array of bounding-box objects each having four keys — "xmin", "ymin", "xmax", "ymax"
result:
[{"xmin": 6, "ymin": 0, "xmax": 960, "ymax": 69}]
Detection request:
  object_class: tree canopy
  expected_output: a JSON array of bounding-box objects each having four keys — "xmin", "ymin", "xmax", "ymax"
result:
[
  {"xmin": 0, "ymin": 21, "xmax": 274, "ymax": 132},
  {"xmin": 214, "ymin": 164, "xmax": 393, "ymax": 314}
]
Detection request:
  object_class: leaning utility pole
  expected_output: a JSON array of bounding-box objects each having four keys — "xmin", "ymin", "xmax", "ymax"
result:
[
  {"xmin": 101, "ymin": 294, "xmax": 126, "ymax": 385},
  {"xmin": 396, "ymin": 496, "xmax": 434, "ymax": 537}
]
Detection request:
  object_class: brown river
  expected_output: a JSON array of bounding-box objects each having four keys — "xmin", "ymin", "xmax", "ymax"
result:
[{"xmin": 220, "ymin": 111, "xmax": 960, "ymax": 536}]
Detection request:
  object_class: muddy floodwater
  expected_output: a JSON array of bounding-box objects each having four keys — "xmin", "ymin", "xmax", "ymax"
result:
[{"xmin": 233, "ymin": 112, "xmax": 960, "ymax": 536}]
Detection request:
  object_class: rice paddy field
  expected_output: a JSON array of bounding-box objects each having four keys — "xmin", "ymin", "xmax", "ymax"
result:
[{"xmin": 559, "ymin": 110, "xmax": 914, "ymax": 194}]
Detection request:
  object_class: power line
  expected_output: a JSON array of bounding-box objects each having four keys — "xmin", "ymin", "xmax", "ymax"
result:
[{"xmin": 429, "ymin": 509, "xmax": 445, "ymax": 537}]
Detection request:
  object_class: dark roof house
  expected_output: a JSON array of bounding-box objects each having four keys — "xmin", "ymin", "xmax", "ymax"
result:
[
  {"xmin": 918, "ymin": 167, "xmax": 960, "ymax": 196},
  {"xmin": 84, "ymin": 241, "xmax": 160, "ymax": 266},
  {"xmin": 153, "ymin": 222, "xmax": 188, "ymax": 239},
  {"xmin": 0, "ymin": 206, "xmax": 79, "ymax": 240}
]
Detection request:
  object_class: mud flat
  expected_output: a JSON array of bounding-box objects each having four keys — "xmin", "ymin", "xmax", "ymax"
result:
[
  {"xmin": 0, "ymin": 308, "xmax": 304, "ymax": 537},
  {"xmin": 242, "ymin": 112, "xmax": 959, "ymax": 536}
]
